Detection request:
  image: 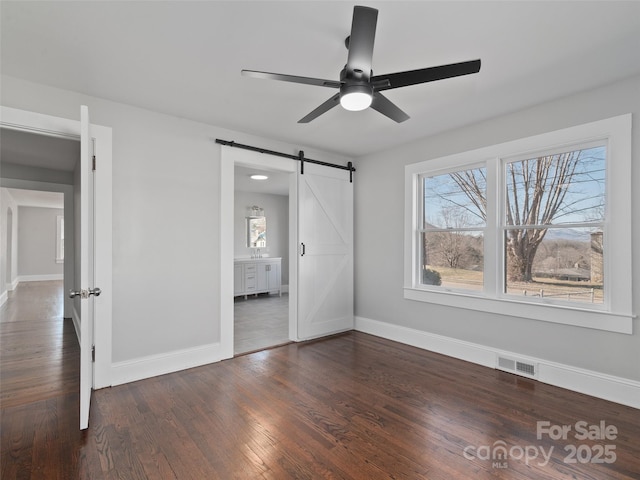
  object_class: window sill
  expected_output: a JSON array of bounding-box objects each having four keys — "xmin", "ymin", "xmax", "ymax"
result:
[{"xmin": 403, "ymin": 287, "xmax": 633, "ymax": 334}]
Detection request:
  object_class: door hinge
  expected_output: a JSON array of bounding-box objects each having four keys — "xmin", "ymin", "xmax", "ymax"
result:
[
  {"xmin": 92, "ymin": 155, "xmax": 96, "ymax": 171},
  {"xmin": 92, "ymin": 345, "xmax": 95, "ymax": 362}
]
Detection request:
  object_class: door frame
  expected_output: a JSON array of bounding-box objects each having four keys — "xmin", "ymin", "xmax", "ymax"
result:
[
  {"xmin": 219, "ymin": 146, "xmax": 298, "ymax": 357},
  {"xmin": 0, "ymin": 105, "xmax": 113, "ymax": 388}
]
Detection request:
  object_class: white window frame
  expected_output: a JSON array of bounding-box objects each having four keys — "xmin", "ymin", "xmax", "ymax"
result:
[
  {"xmin": 404, "ymin": 115, "xmax": 633, "ymax": 334},
  {"xmin": 56, "ymin": 214, "xmax": 64, "ymax": 263}
]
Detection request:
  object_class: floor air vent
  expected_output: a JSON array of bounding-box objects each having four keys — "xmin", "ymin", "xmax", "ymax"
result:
[{"xmin": 496, "ymin": 355, "xmax": 538, "ymax": 379}]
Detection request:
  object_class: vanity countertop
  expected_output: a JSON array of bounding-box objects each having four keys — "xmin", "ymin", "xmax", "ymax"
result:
[{"xmin": 234, "ymin": 257, "xmax": 281, "ymax": 263}]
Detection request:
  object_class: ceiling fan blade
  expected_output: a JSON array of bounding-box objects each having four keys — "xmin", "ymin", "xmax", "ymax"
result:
[
  {"xmin": 242, "ymin": 70, "xmax": 341, "ymax": 88},
  {"xmin": 370, "ymin": 92, "xmax": 410, "ymax": 123},
  {"xmin": 345, "ymin": 6, "xmax": 378, "ymax": 79},
  {"xmin": 372, "ymin": 59, "xmax": 481, "ymax": 91},
  {"xmin": 298, "ymin": 93, "xmax": 341, "ymax": 123}
]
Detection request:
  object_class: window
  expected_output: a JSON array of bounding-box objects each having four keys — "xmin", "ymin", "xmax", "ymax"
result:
[
  {"xmin": 420, "ymin": 166, "xmax": 486, "ymax": 292},
  {"xmin": 503, "ymin": 144, "xmax": 605, "ymax": 305},
  {"xmin": 404, "ymin": 115, "xmax": 632, "ymax": 334},
  {"xmin": 56, "ymin": 215, "xmax": 64, "ymax": 263}
]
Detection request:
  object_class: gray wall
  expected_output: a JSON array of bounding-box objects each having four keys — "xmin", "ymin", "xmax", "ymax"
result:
[
  {"xmin": 355, "ymin": 75, "xmax": 640, "ymax": 382},
  {"xmin": 234, "ymin": 191, "xmax": 289, "ymax": 286},
  {"xmin": 0, "ymin": 74, "xmax": 351, "ymax": 365},
  {"xmin": 17, "ymin": 206, "xmax": 64, "ymax": 277}
]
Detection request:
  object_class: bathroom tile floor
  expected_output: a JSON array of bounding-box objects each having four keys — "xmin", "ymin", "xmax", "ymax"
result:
[{"xmin": 234, "ymin": 293, "xmax": 289, "ymax": 355}]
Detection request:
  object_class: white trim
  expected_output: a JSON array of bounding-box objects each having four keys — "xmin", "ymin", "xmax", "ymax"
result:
[
  {"xmin": 17, "ymin": 274, "xmax": 63, "ymax": 282},
  {"xmin": 355, "ymin": 316, "xmax": 640, "ymax": 409},
  {"xmin": 219, "ymin": 148, "xmax": 236, "ymax": 360},
  {"xmin": 404, "ymin": 288, "xmax": 633, "ymax": 334},
  {"xmin": 220, "ymin": 146, "xmax": 299, "ymax": 356},
  {"xmin": 72, "ymin": 305, "xmax": 81, "ymax": 345},
  {"xmin": 91, "ymin": 121, "xmax": 113, "ymax": 389},
  {"xmin": 0, "ymin": 291, "xmax": 7, "ymax": 307},
  {"xmin": 110, "ymin": 342, "xmax": 225, "ymax": 386},
  {"xmin": 56, "ymin": 214, "xmax": 64, "ymax": 263},
  {"xmin": 10, "ymin": 278, "xmax": 19, "ymax": 291}
]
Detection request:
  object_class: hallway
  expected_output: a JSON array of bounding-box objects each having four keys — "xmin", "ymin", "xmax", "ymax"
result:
[{"xmin": 1, "ymin": 280, "xmax": 78, "ymax": 409}]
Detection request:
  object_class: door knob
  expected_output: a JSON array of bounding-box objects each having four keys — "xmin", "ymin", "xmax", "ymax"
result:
[{"xmin": 69, "ymin": 288, "xmax": 102, "ymax": 299}]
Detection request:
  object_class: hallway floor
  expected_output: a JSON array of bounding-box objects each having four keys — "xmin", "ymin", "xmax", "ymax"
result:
[{"xmin": 0, "ymin": 280, "xmax": 78, "ymax": 409}]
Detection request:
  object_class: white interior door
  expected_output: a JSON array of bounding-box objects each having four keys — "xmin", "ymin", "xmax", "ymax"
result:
[
  {"xmin": 298, "ymin": 163, "xmax": 353, "ymax": 339},
  {"xmin": 0, "ymin": 105, "xmax": 112, "ymax": 425},
  {"xmin": 78, "ymin": 105, "xmax": 95, "ymax": 430}
]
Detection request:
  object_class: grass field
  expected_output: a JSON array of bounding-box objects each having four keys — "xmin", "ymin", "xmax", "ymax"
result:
[{"xmin": 426, "ymin": 265, "xmax": 603, "ymax": 304}]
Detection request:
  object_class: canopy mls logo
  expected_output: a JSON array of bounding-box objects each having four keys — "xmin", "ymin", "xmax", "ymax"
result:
[
  {"xmin": 463, "ymin": 440, "xmax": 553, "ymax": 469},
  {"xmin": 463, "ymin": 420, "xmax": 618, "ymax": 469}
]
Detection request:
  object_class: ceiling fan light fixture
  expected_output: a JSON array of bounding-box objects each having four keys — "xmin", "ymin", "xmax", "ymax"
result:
[{"xmin": 340, "ymin": 84, "xmax": 373, "ymax": 111}]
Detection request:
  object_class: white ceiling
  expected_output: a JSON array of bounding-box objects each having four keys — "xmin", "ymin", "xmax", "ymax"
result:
[
  {"xmin": 2, "ymin": 1, "xmax": 639, "ymax": 158},
  {"xmin": 235, "ymin": 165, "xmax": 290, "ymax": 196}
]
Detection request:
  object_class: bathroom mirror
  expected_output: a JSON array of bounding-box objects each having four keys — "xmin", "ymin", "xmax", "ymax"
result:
[{"xmin": 247, "ymin": 216, "xmax": 267, "ymax": 248}]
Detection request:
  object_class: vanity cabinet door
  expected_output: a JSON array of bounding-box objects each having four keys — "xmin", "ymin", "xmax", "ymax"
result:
[
  {"xmin": 256, "ymin": 263, "xmax": 268, "ymax": 291},
  {"xmin": 265, "ymin": 262, "xmax": 281, "ymax": 293}
]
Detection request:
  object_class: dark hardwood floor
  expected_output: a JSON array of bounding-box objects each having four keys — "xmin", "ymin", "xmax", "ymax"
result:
[
  {"xmin": 2, "ymin": 282, "xmax": 639, "ymax": 479},
  {"xmin": 0, "ymin": 281, "xmax": 79, "ymax": 409}
]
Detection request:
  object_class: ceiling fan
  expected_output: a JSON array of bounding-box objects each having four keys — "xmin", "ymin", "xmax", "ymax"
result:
[{"xmin": 242, "ymin": 5, "xmax": 481, "ymax": 123}]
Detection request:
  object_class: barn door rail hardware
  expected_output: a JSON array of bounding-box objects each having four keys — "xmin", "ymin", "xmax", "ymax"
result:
[{"xmin": 216, "ymin": 139, "xmax": 355, "ymax": 182}]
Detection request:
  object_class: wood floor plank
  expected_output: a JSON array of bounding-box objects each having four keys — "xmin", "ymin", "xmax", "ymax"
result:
[{"xmin": 2, "ymin": 282, "xmax": 639, "ymax": 478}]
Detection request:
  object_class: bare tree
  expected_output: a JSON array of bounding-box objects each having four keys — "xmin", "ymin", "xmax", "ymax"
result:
[
  {"xmin": 451, "ymin": 151, "xmax": 585, "ymax": 282},
  {"xmin": 438, "ymin": 207, "xmax": 467, "ymax": 268}
]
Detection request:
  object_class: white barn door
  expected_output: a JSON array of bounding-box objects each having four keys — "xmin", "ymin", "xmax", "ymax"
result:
[{"xmin": 298, "ymin": 163, "xmax": 353, "ymax": 339}]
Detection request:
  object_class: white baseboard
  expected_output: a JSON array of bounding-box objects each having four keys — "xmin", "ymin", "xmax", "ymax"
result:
[
  {"xmin": 17, "ymin": 274, "xmax": 63, "ymax": 283},
  {"xmin": 0, "ymin": 290, "xmax": 7, "ymax": 307},
  {"xmin": 111, "ymin": 342, "xmax": 226, "ymax": 386},
  {"xmin": 72, "ymin": 306, "xmax": 81, "ymax": 345},
  {"xmin": 355, "ymin": 316, "xmax": 640, "ymax": 409},
  {"xmin": 9, "ymin": 278, "xmax": 19, "ymax": 291}
]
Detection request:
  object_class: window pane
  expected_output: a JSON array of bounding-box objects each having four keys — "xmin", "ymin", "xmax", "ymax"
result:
[
  {"xmin": 421, "ymin": 231, "xmax": 484, "ymax": 291},
  {"xmin": 504, "ymin": 227, "xmax": 603, "ymax": 305},
  {"xmin": 423, "ymin": 167, "xmax": 487, "ymax": 229},
  {"xmin": 505, "ymin": 146, "xmax": 605, "ymax": 226}
]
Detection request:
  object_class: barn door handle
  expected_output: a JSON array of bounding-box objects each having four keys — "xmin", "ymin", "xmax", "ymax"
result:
[{"xmin": 301, "ymin": 242, "xmax": 306, "ymax": 256}]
